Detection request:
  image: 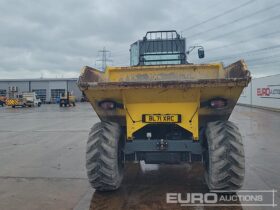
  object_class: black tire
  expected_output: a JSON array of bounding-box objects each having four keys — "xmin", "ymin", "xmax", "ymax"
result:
[
  {"xmin": 38, "ymin": 102, "xmax": 41, "ymax": 107},
  {"xmin": 86, "ymin": 121, "xmax": 124, "ymax": 191},
  {"xmin": 204, "ymin": 121, "xmax": 245, "ymax": 191},
  {"xmin": 72, "ymin": 102, "xmax": 76, "ymax": 106}
]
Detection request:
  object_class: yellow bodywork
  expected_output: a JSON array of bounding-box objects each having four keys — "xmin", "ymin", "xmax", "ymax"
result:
[
  {"xmin": 6, "ymin": 98, "xmax": 24, "ymax": 107},
  {"xmin": 78, "ymin": 60, "xmax": 250, "ymax": 140}
]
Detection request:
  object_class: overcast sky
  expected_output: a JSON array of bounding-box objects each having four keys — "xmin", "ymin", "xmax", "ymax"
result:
[{"xmin": 0, "ymin": 0, "xmax": 279, "ymax": 79}]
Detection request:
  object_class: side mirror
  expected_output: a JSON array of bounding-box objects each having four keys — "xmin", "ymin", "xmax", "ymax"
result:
[{"xmin": 198, "ymin": 48, "xmax": 205, "ymax": 59}]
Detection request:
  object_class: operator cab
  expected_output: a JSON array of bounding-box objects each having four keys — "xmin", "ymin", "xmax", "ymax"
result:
[{"xmin": 130, "ymin": 30, "xmax": 204, "ymax": 66}]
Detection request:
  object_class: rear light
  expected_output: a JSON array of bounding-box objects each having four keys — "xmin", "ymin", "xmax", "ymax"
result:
[
  {"xmin": 99, "ymin": 101, "xmax": 116, "ymax": 110},
  {"xmin": 209, "ymin": 98, "xmax": 227, "ymax": 109}
]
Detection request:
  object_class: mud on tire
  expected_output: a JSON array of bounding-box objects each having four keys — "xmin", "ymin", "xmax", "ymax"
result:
[
  {"xmin": 86, "ymin": 121, "xmax": 124, "ymax": 191},
  {"xmin": 204, "ymin": 121, "xmax": 245, "ymax": 190}
]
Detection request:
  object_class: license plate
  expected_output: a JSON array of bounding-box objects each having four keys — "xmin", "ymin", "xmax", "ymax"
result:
[{"xmin": 142, "ymin": 114, "xmax": 181, "ymax": 123}]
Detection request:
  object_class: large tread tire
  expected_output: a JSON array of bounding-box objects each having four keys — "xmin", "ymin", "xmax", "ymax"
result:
[
  {"xmin": 86, "ymin": 121, "xmax": 124, "ymax": 191},
  {"xmin": 204, "ymin": 121, "xmax": 245, "ymax": 191}
]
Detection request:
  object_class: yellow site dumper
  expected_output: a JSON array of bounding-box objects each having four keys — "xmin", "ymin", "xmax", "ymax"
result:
[{"xmin": 78, "ymin": 31, "xmax": 251, "ymax": 192}]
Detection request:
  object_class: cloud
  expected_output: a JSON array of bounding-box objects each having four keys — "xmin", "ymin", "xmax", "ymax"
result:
[{"xmin": 0, "ymin": 0, "xmax": 279, "ymax": 78}]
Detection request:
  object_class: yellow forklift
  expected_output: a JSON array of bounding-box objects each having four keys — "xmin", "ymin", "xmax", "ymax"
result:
[{"xmin": 59, "ymin": 91, "xmax": 76, "ymax": 107}]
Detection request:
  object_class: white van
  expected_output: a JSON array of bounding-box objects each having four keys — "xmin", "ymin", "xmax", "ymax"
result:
[{"xmin": 22, "ymin": 92, "xmax": 42, "ymax": 107}]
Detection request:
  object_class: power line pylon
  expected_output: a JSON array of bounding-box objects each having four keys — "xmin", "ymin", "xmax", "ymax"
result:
[{"xmin": 96, "ymin": 47, "xmax": 113, "ymax": 71}]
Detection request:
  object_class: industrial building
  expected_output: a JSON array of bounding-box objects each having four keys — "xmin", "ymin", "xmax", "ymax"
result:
[
  {"xmin": 238, "ymin": 74, "xmax": 280, "ymax": 110},
  {"xmin": 0, "ymin": 78, "xmax": 82, "ymax": 103}
]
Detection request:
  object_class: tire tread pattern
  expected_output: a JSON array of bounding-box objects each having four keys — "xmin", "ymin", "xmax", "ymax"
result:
[
  {"xmin": 86, "ymin": 121, "xmax": 123, "ymax": 191},
  {"xmin": 205, "ymin": 121, "xmax": 245, "ymax": 190}
]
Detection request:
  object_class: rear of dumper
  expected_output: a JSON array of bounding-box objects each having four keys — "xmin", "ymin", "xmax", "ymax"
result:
[{"xmin": 78, "ymin": 31, "xmax": 251, "ymax": 192}]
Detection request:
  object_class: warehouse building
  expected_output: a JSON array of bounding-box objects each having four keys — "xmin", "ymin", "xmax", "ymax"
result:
[
  {"xmin": 238, "ymin": 74, "xmax": 280, "ymax": 110},
  {"xmin": 0, "ymin": 78, "xmax": 82, "ymax": 103}
]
